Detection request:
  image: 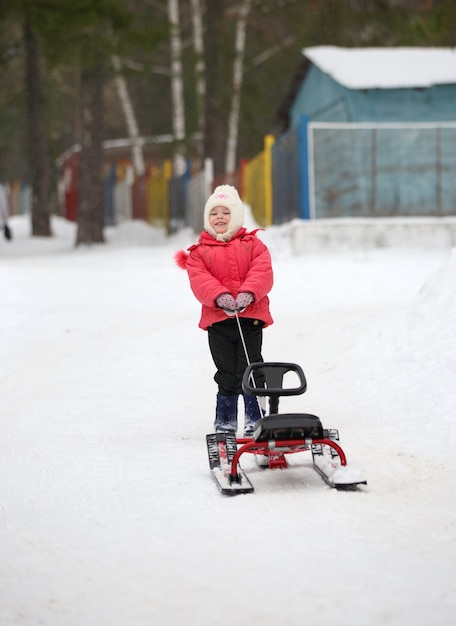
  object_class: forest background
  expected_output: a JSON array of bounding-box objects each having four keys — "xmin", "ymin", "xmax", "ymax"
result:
[{"xmin": 0, "ymin": 0, "xmax": 455, "ymax": 244}]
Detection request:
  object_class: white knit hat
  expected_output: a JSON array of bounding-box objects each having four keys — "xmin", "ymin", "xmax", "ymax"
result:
[{"xmin": 204, "ymin": 184, "xmax": 244, "ymax": 241}]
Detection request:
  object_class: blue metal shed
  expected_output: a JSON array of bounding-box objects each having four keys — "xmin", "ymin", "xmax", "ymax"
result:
[
  {"xmin": 273, "ymin": 47, "xmax": 456, "ymax": 219},
  {"xmin": 291, "ymin": 46, "xmax": 456, "ymax": 125}
]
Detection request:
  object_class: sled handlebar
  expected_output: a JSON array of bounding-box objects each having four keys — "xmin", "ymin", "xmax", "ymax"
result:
[{"xmin": 242, "ymin": 362, "xmax": 307, "ymax": 398}]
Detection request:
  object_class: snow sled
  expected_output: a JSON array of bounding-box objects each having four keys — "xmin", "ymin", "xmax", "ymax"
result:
[{"xmin": 206, "ymin": 361, "xmax": 367, "ymax": 496}]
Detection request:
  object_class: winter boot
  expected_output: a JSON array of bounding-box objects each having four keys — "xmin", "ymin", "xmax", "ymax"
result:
[
  {"xmin": 214, "ymin": 393, "xmax": 238, "ymax": 434},
  {"xmin": 243, "ymin": 393, "xmax": 266, "ymax": 437}
]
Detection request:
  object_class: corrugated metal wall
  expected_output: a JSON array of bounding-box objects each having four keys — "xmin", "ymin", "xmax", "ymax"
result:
[{"xmin": 308, "ymin": 122, "xmax": 456, "ymax": 218}]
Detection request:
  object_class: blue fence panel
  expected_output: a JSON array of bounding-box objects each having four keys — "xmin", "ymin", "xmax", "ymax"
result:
[
  {"xmin": 168, "ymin": 162, "xmax": 190, "ymax": 234},
  {"xmin": 298, "ymin": 115, "xmax": 310, "ymax": 219},
  {"xmin": 271, "ymin": 128, "xmax": 300, "ymax": 224}
]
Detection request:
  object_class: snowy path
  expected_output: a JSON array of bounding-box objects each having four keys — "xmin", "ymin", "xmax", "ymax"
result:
[{"xmin": 1, "ymin": 217, "xmax": 455, "ymax": 626}]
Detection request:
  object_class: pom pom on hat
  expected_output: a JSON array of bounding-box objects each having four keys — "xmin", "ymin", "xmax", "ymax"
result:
[{"xmin": 204, "ymin": 184, "xmax": 244, "ymax": 241}]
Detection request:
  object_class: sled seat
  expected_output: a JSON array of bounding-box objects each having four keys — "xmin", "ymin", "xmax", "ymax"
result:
[
  {"xmin": 253, "ymin": 413, "xmax": 324, "ymax": 442},
  {"xmin": 242, "ymin": 362, "xmax": 325, "ymax": 442}
]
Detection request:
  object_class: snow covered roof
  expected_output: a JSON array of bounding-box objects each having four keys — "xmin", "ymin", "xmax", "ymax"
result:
[{"xmin": 303, "ymin": 46, "xmax": 456, "ymax": 90}]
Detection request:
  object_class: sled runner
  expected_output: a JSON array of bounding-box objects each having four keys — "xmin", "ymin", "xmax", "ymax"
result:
[{"xmin": 206, "ymin": 361, "xmax": 367, "ymax": 496}]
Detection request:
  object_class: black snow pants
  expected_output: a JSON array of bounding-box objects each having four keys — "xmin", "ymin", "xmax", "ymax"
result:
[{"xmin": 207, "ymin": 317, "xmax": 265, "ymax": 396}]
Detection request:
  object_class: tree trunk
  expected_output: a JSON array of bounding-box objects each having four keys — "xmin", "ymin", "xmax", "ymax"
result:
[
  {"xmin": 112, "ymin": 54, "xmax": 145, "ymax": 176},
  {"xmin": 203, "ymin": 0, "xmax": 225, "ymax": 177},
  {"xmin": 225, "ymin": 0, "xmax": 250, "ymax": 174},
  {"xmin": 168, "ymin": 0, "xmax": 187, "ymax": 176},
  {"xmin": 23, "ymin": 12, "xmax": 52, "ymax": 237},
  {"xmin": 76, "ymin": 59, "xmax": 105, "ymax": 246},
  {"xmin": 190, "ymin": 0, "xmax": 206, "ymax": 162}
]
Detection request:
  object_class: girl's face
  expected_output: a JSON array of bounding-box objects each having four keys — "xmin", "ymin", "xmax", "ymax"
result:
[{"xmin": 209, "ymin": 206, "xmax": 231, "ymax": 234}]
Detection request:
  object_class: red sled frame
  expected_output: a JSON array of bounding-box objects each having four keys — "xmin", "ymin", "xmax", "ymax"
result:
[
  {"xmin": 219, "ymin": 361, "xmax": 366, "ymax": 491},
  {"xmin": 231, "ymin": 436, "xmax": 347, "ymax": 477}
]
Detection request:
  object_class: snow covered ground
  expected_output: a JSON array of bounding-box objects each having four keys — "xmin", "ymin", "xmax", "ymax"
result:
[{"xmin": 1, "ymin": 213, "xmax": 455, "ymax": 626}]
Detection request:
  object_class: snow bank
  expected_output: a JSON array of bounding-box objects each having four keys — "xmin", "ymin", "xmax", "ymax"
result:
[
  {"xmin": 291, "ymin": 217, "xmax": 456, "ymax": 253},
  {"xmin": 105, "ymin": 220, "xmax": 166, "ymax": 247},
  {"xmin": 347, "ymin": 247, "xmax": 456, "ymax": 460}
]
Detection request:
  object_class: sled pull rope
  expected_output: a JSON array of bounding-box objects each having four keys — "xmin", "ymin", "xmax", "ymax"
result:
[
  {"xmin": 235, "ymin": 311, "xmax": 251, "ymax": 367},
  {"xmin": 235, "ymin": 312, "xmax": 264, "ymax": 413}
]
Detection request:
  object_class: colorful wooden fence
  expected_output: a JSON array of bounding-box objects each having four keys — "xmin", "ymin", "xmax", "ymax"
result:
[{"xmin": 243, "ymin": 135, "xmax": 274, "ymax": 227}]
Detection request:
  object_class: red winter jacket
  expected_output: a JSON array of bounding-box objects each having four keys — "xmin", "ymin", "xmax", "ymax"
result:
[{"xmin": 175, "ymin": 228, "xmax": 274, "ymax": 330}]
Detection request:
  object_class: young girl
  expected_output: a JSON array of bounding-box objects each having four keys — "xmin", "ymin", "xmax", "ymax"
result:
[{"xmin": 175, "ymin": 184, "xmax": 274, "ymax": 436}]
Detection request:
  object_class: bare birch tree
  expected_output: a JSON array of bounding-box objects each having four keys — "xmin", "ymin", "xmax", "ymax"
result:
[
  {"xmin": 168, "ymin": 0, "xmax": 187, "ymax": 176},
  {"xmin": 225, "ymin": 0, "xmax": 251, "ymax": 174},
  {"xmin": 190, "ymin": 0, "xmax": 206, "ymax": 162},
  {"xmin": 111, "ymin": 54, "xmax": 145, "ymax": 176}
]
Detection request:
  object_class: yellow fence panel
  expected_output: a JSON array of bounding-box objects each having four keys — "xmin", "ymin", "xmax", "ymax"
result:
[
  {"xmin": 243, "ymin": 135, "xmax": 274, "ymax": 227},
  {"xmin": 146, "ymin": 160, "xmax": 172, "ymax": 230}
]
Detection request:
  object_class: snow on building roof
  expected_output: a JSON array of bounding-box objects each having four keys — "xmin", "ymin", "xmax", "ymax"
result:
[{"xmin": 303, "ymin": 46, "xmax": 456, "ymax": 90}]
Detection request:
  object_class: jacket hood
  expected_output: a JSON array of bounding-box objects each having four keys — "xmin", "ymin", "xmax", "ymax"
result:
[{"xmin": 203, "ymin": 184, "xmax": 244, "ymax": 241}]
